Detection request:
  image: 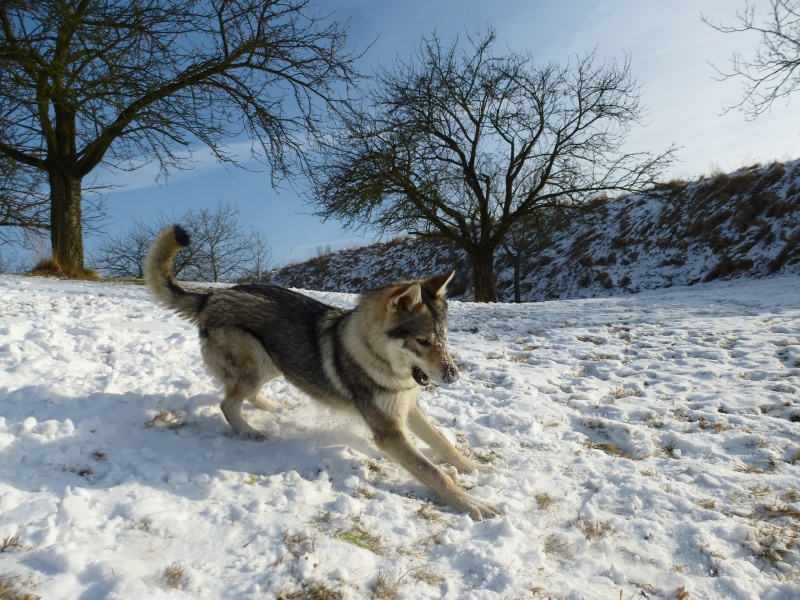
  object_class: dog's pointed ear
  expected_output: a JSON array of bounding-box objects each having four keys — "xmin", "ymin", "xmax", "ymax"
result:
[
  {"xmin": 423, "ymin": 270, "xmax": 455, "ymax": 299},
  {"xmin": 388, "ymin": 283, "xmax": 423, "ymax": 313}
]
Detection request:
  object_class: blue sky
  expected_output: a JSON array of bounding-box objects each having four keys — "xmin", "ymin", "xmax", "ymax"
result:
[{"xmin": 94, "ymin": 0, "xmax": 800, "ymax": 267}]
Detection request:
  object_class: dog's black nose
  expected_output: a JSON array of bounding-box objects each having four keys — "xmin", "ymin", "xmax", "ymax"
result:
[{"xmin": 443, "ymin": 368, "xmax": 459, "ymax": 384}]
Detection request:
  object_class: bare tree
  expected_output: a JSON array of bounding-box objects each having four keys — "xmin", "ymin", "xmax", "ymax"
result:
[
  {"xmin": 93, "ymin": 202, "xmax": 270, "ymax": 282},
  {"xmin": 92, "ymin": 218, "xmax": 159, "ymax": 279},
  {"xmin": 243, "ymin": 228, "xmax": 271, "ymax": 282},
  {"xmin": 0, "ymin": 0, "xmax": 358, "ymax": 276},
  {"xmin": 310, "ymin": 29, "xmax": 675, "ymax": 302},
  {"xmin": 705, "ymin": 1, "xmax": 800, "ymax": 118},
  {"xmin": 0, "ymin": 155, "xmax": 48, "ymax": 243},
  {"xmin": 181, "ymin": 202, "xmax": 271, "ymax": 282}
]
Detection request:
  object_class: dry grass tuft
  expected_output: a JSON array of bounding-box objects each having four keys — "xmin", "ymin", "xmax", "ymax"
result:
[
  {"xmin": 585, "ymin": 438, "xmax": 629, "ymax": 458},
  {"xmin": 335, "ymin": 523, "xmax": 385, "ymax": 554},
  {"xmin": 415, "ymin": 503, "xmax": 447, "ymax": 522},
  {"xmin": 579, "ymin": 518, "xmax": 612, "ymax": 540},
  {"xmin": 1, "ymin": 536, "xmax": 22, "ymax": 553},
  {"xmin": 146, "ymin": 410, "xmax": 188, "ymax": 430},
  {"xmin": 26, "ymin": 257, "xmax": 98, "ymax": 280},
  {"xmin": 0, "ymin": 577, "xmax": 40, "ymax": 600},
  {"xmin": 410, "ymin": 568, "xmax": 444, "ymax": 587},
  {"xmin": 370, "ymin": 571, "xmax": 401, "ymax": 600},
  {"xmin": 695, "ymin": 498, "xmax": 716, "ymax": 510},
  {"xmin": 283, "ymin": 531, "xmax": 316, "ymax": 558},
  {"xmin": 674, "ymin": 586, "xmax": 690, "ymax": 600},
  {"xmin": 277, "ymin": 581, "xmax": 344, "ymax": 600},
  {"xmin": 542, "ymin": 533, "xmax": 573, "ymax": 559},
  {"xmin": 164, "ymin": 562, "xmax": 187, "ymax": 589},
  {"xmin": 534, "ymin": 492, "xmax": 556, "ymax": 511},
  {"xmin": 749, "ymin": 523, "xmax": 798, "ymax": 569}
]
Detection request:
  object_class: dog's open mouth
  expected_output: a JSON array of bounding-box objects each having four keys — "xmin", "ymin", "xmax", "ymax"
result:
[{"xmin": 412, "ymin": 366, "xmax": 430, "ymax": 386}]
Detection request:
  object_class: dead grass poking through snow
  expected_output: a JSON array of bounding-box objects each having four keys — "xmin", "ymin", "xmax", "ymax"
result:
[
  {"xmin": 277, "ymin": 581, "xmax": 344, "ymax": 600},
  {"xmin": 674, "ymin": 585, "xmax": 691, "ymax": 600},
  {"xmin": 584, "ymin": 438, "xmax": 630, "ymax": 458},
  {"xmin": 164, "ymin": 562, "xmax": 187, "ymax": 589},
  {"xmin": 579, "ymin": 518, "xmax": 612, "ymax": 540},
  {"xmin": 1, "ymin": 536, "xmax": 22, "ymax": 553},
  {"xmin": 283, "ymin": 531, "xmax": 316, "ymax": 558},
  {"xmin": 542, "ymin": 533, "xmax": 573, "ymax": 560},
  {"xmin": 335, "ymin": 522, "xmax": 385, "ymax": 554},
  {"xmin": 0, "ymin": 577, "xmax": 40, "ymax": 600},
  {"xmin": 370, "ymin": 571, "xmax": 401, "ymax": 600},
  {"xmin": 534, "ymin": 492, "xmax": 557, "ymax": 511},
  {"xmin": 415, "ymin": 503, "xmax": 448, "ymax": 523},
  {"xmin": 146, "ymin": 410, "xmax": 187, "ymax": 430},
  {"xmin": 410, "ymin": 567, "xmax": 444, "ymax": 587}
]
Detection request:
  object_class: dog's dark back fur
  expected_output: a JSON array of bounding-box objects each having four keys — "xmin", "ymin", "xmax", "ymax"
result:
[{"xmin": 207, "ymin": 284, "xmax": 356, "ymax": 405}]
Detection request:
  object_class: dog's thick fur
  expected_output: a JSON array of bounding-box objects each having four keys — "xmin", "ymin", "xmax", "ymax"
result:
[{"xmin": 144, "ymin": 226, "xmax": 502, "ymax": 519}]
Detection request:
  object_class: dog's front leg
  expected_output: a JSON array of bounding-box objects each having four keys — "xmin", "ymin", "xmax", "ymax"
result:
[
  {"xmin": 371, "ymin": 424, "xmax": 503, "ymax": 520},
  {"xmin": 407, "ymin": 402, "xmax": 487, "ymax": 473}
]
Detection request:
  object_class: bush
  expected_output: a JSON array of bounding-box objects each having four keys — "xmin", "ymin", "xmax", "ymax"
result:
[
  {"xmin": 27, "ymin": 257, "xmax": 98, "ymax": 280},
  {"xmin": 768, "ymin": 232, "xmax": 800, "ymax": 273},
  {"xmin": 704, "ymin": 255, "xmax": 754, "ymax": 282}
]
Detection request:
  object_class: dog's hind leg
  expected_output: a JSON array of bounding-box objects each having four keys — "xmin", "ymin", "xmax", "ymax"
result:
[
  {"xmin": 201, "ymin": 326, "xmax": 277, "ymax": 438},
  {"xmin": 221, "ymin": 385, "xmax": 265, "ymax": 439},
  {"xmin": 247, "ymin": 358, "xmax": 281, "ymax": 411},
  {"xmin": 248, "ymin": 393, "xmax": 280, "ymax": 412}
]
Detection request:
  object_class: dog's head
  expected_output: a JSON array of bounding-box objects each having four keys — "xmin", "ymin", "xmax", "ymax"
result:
[{"xmin": 383, "ymin": 270, "xmax": 459, "ymax": 386}]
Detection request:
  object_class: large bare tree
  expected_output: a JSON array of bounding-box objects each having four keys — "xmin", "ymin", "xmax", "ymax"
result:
[
  {"xmin": 310, "ymin": 29, "xmax": 675, "ymax": 302},
  {"xmin": 0, "ymin": 0, "xmax": 358, "ymax": 276},
  {"xmin": 705, "ymin": 1, "xmax": 800, "ymax": 118}
]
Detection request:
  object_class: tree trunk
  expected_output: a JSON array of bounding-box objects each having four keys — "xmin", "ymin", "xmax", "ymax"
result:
[
  {"xmin": 471, "ymin": 247, "xmax": 497, "ymax": 302},
  {"xmin": 49, "ymin": 169, "xmax": 84, "ymax": 275},
  {"xmin": 512, "ymin": 253, "xmax": 521, "ymax": 303}
]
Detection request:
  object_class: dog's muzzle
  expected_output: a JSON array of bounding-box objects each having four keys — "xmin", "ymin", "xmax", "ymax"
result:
[
  {"xmin": 412, "ymin": 366, "xmax": 430, "ymax": 386},
  {"xmin": 412, "ymin": 364, "xmax": 458, "ymax": 386}
]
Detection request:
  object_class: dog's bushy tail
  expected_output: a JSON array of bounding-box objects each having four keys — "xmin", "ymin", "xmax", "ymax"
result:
[{"xmin": 144, "ymin": 226, "xmax": 206, "ymax": 321}]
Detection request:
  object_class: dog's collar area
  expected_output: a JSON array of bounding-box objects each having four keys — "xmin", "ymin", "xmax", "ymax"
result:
[{"xmin": 411, "ymin": 366, "xmax": 430, "ymax": 386}]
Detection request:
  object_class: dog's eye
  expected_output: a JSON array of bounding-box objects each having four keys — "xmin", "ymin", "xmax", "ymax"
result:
[{"xmin": 416, "ymin": 338, "xmax": 430, "ymax": 347}]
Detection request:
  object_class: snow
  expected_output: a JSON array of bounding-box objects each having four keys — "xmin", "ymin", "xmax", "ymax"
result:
[{"xmin": 1, "ymin": 274, "xmax": 799, "ymax": 599}]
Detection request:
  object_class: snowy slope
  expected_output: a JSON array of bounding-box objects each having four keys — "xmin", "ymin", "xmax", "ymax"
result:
[
  {"xmin": 1, "ymin": 274, "xmax": 799, "ymax": 599},
  {"xmin": 269, "ymin": 159, "xmax": 800, "ymax": 303}
]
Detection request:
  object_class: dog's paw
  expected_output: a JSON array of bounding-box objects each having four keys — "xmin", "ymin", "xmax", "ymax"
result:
[
  {"xmin": 468, "ymin": 497, "xmax": 504, "ymax": 521},
  {"xmin": 446, "ymin": 491, "xmax": 504, "ymax": 521},
  {"xmin": 448, "ymin": 457, "xmax": 500, "ymax": 475},
  {"xmin": 237, "ymin": 429, "xmax": 266, "ymax": 441},
  {"xmin": 473, "ymin": 462, "xmax": 501, "ymax": 475}
]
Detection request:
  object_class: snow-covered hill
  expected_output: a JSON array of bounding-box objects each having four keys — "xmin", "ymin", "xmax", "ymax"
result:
[
  {"xmin": 1, "ymin": 274, "xmax": 799, "ymax": 598},
  {"xmin": 269, "ymin": 160, "xmax": 800, "ymax": 302}
]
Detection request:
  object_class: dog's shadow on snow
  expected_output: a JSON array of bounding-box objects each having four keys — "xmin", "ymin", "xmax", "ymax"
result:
[{"xmin": 0, "ymin": 387, "xmax": 437, "ymax": 505}]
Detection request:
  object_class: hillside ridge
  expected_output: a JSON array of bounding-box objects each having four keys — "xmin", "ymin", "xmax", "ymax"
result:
[{"xmin": 267, "ymin": 159, "xmax": 800, "ymax": 301}]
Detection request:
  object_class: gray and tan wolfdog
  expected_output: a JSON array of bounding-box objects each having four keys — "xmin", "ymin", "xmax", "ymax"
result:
[{"xmin": 144, "ymin": 225, "xmax": 502, "ymax": 519}]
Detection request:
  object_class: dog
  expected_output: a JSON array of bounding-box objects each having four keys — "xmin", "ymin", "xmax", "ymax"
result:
[{"xmin": 144, "ymin": 225, "xmax": 502, "ymax": 519}]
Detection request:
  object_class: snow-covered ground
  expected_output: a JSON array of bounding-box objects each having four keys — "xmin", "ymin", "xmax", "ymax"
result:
[{"xmin": 1, "ymin": 274, "xmax": 799, "ymax": 599}]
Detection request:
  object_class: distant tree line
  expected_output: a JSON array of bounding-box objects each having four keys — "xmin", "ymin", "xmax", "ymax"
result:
[{"xmin": 93, "ymin": 201, "xmax": 270, "ymax": 282}]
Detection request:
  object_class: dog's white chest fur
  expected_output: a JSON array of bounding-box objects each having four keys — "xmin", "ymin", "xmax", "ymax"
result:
[{"xmin": 374, "ymin": 385, "xmax": 419, "ymax": 420}]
